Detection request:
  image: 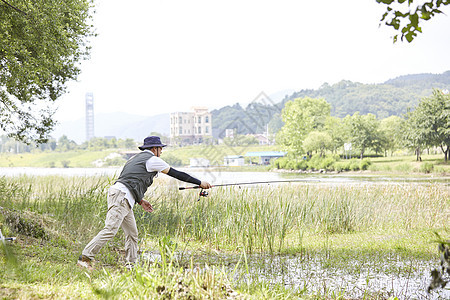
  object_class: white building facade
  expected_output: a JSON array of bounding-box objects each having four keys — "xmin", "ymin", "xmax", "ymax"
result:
[{"xmin": 170, "ymin": 107, "xmax": 212, "ymax": 145}]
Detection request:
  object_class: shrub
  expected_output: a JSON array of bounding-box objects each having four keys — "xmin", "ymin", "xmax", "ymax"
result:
[
  {"xmin": 319, "ymin": 156, "xmax": 336, "ymax": 170},
  {"xmin": 286, "ymin": 160, "xmax": 298, "ymax": 170},
  {"xmin": 307, "ymin": 154, "xmax": 321, "ymax": 170},
  {"xmin": 360, "ymin": 158, "xmax": 371, "ymax": 170},
  {"xmin": 349, "ymin": 159, "xmax": 360, "ymax": 171},
  {"xmin": 394, "ymin": 163, "xmax": 411, "ymax": 172},
  {"xmin": 420, "ymin": 162, "xmax": 434, "ymax": 173},
  {"xmin": 296, "ymin": 159, "xmax": 308, "ymax": 170},
  {"xmin": 334, "ymin": 160, "xmax": 351, "ymax": 172}
]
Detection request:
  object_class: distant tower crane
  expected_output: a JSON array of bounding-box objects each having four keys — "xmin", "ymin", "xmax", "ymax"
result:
[{"xmin": 85, "ymin": 92, "xmax": 94, "ymax": 141}]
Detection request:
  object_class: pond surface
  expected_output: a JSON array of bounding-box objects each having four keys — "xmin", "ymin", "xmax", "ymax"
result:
[
  {"xmin": 141, "ymin": 251, "xmax": 450, "ymax": 299},
  {"xmin": 1, "ymin": 167, "xmax": 448, "ymax": 187}
]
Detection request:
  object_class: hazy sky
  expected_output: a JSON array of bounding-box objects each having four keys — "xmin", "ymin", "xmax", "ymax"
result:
[{"xmin": 54, "ymin": 0, "xmax": 450, "ymax": 122}]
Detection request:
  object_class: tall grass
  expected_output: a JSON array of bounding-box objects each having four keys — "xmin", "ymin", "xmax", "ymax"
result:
[
  {"xmin": 1, "ymin": 175, "xmax": 449, "ymax": 298},
  {"xmin": 145, "ymin": 183, "xmax": 448, "ymax": 253},
  {"xmin": 1, "ymin": 176, "xmax": 448, "ymax": 255},
  {"xmin": 0, "ymin": 175, "xmax": 112, "ymax": 245}
]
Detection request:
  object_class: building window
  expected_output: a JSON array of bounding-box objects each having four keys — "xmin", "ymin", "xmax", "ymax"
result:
[
  {"xmin": 205, "ymin": 116, "xmax": 209, "ymax": 123},
  {"xmin": 198, "ymin": 126, "xmax": 201, "ymax": 134},
  {"xmin": 198, "ymin": 116, "xmax": 201, "ymax": 123},
  {"xmin": 179, "ymin": 127, "xmax": 182, "ymax": 134},
  {"xmin": 179, "ymin": 117, "xmax": 182, "ymax": 124},
  {"xmin": 205, "ymin": 126, "xmax": 209, "ymax": 133}
]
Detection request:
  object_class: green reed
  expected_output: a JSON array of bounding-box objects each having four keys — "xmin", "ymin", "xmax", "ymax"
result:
[
  {"xmin": 1, "ymin": 176, "xmax": 448, "ymax": 255},
  {"xmin": 0, "ymin": 175, "xmax": 112, "ymax": 244},
  {"xmin": 139, "ymin": 182, "xmax": 449, "ymax": 254},
  {"xmin": 1, "ymin": 175, "xmax": 448, "ymax": 298}
]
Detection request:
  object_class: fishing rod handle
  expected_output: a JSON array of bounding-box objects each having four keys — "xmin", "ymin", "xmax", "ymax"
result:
[{"xmin": 178, "ymin": 186, "xmax": 201, "ymax": 190}]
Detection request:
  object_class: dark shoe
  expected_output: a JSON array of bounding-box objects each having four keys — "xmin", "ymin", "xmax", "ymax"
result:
[
  {"xmin": 77, "ymin": 255, "xmax": 94, "ymax": 271},
  {"xmin": 124, "ymin": 262, "xmax": 134, "ymax": 271}
]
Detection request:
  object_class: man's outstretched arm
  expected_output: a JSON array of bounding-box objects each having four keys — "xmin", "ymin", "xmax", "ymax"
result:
[{"xmin": 162, "ymin": 167, "xmax": 211, "ymax": 189}]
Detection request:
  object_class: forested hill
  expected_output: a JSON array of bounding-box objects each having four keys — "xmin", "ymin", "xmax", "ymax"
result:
[
  {"xmin": 211, "ymin": 71, "xmax": 450, "ymax": 138},
  {"xmin": 281, "ymin": 70, "xmax": 450, "ymax": 119}
]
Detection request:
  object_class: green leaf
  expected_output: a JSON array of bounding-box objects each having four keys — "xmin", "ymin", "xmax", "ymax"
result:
[
  {"xmin": 376, "ymin": 0, "xmax": 395, "ymax": 4},
  {"xmin": 409, "ymin": 13, "xmax": 419, "ymax": 28},
  {"xmin": 421, "ymin": 11, "xmax": 432, "ymax": 20},
  {"xmin": 405, "ymin": 32, "xmax": 414, "ymax": 42}
]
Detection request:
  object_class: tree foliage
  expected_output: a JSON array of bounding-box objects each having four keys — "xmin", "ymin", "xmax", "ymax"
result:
[
  {"xmin": 0, "ymin": 0, "xmax": 94, "ymax": 144},
  {"xmin": 303, "ymin": 131, "xmax": 333, "ymax": 157},
  {"xmin": 344, "ymin": 113, "xmax": 384, "ymax": 158},
  {"xmin": 377, "ymin": 0, "xmax": 450, "ymax": 42},
  {"xmin": 277, "ymin": 97, "xmax": 330, "ymax": 154},
  {"xmin": 405, "ymin": 89, "xmax": 450, "ymax": 161},
  {"xmin": 324, "ymin": 116, "xmax": 347, "ymax": 153},
  {"xmin": 379, "ymin": 115, "xmax": 405, "ymax": 156}
]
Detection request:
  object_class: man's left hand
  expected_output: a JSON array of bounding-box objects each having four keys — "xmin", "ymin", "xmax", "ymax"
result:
[{"xmin": 140, "ymin": 199, "xmax": 154, "ymax": 212}]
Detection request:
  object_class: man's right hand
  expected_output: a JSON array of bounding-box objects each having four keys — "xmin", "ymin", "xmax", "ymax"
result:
[
  {"xmin": 140, "ymin": 199, "xmax": 154, "ymax": 212},
  {"xmin": 199, "ymin": 181, "xmax": 212, "ymax": 189}
]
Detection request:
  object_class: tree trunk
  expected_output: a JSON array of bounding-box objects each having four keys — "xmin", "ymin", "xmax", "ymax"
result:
[{"xmin": 440, "ymin": 145, "xmax": 449, "ymax": 162}]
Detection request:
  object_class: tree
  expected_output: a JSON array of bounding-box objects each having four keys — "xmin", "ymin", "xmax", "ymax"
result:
[
  {"xmin": 344, "ymin": 113, "xmax": 383, "ymax": 159},
  {"xmin": 57, "ymin": 135, "xmax": 77, "ymax": 151},
  {"xmin": 377, "ymin": 0, "xmax": 450, "ymax": 42},
  {"xmin": 277, "ymin": 97, "xmax": 331, "ymax": 154},
  {"xmin": 324, "ymin": 116, "xmax": 348, "ymax": 154},
  {"xmin": 406, "ymin": 89, "xmax": 450, "ymax": 161},
  {"xmin": 0, "ymin": 0, "xmax": 94, "ymax": 144},
  {"xmin": 379, "ymin": 115, "xmax": 405, "ymax": 156},
  {"xmin": 303, "ymin": 131, "xmax": 333, "ymax": 157}
]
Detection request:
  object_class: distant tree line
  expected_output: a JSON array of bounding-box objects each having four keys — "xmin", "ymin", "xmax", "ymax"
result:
[
  {"xmin": 210, "ymin": 71, "xmax": 450, "ymax": 139},
  {"xmin": 276, "ymin": 89, "xmax": 449, "ymax": 163}
]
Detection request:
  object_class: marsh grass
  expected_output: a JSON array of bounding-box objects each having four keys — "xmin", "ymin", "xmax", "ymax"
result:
[
  {"xmin": 0, "ymin": 175, "xmax": 449, "ymax": 299},
  {"xmin": 139, "ymin": 182, "xmax": 448, "ymax": 255}
]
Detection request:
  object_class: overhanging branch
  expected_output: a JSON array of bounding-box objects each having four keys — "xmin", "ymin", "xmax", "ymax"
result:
[{"xmin": 1, "ymin": 0, "xmax": 27, "ymax": 15}]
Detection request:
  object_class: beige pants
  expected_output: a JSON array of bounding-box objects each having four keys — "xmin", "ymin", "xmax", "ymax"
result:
[{"xmin": 82, "ymin": 187, "xmax": 138, "ymax": 263}]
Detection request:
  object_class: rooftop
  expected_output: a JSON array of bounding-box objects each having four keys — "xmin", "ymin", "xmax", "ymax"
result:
[{"xmin": 244, "ymin": 151, "xmax": 286, "ymax": 157}]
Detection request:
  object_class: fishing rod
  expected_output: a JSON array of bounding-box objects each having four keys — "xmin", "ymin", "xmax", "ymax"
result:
[{"xmin": 179, "ymin": 179, "xmax": 319, "ymax": 200}]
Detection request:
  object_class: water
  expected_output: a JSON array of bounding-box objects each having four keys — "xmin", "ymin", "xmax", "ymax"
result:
[
  {"xmin": 141, "ymin": 251, "xmax": 450, "ymax": 299},
  {"xmin": 1, "ymin": 167, "xmax": 448, "ymax": 187}
]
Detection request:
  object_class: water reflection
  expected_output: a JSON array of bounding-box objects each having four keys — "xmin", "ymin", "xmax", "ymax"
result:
[{"xmin": 141, "ymin": 251, "xmax": 450, "ymax": 299}]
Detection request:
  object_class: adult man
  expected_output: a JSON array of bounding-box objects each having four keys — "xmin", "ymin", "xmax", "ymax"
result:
[{"xmin": 77, "ymin": 136, "xmax": 211, "ymax": 270}]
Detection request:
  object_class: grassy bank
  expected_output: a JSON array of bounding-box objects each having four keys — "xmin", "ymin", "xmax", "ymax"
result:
[
  {"xmin": 0, "ymin": 150, "xmax": 120, "ymax": 168},
  {"xmin": 1, "ymin": 175, "xmax": 448, "ymax": 298}
]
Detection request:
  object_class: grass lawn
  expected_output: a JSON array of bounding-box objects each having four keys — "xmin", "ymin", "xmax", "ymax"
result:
[{"xmin": 367, "ymin": 154, "xmax": 450, "ymax": 174}]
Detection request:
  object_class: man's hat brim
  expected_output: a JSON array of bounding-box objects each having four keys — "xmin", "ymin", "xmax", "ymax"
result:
[{"xmin": 138, "ymin": 143, "xmax": 167, "ymax": 150}]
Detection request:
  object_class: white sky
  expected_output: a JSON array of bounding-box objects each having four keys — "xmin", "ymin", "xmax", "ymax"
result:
[{"xmin": 54, "ymin": 0, "xmax": 450, "ymax": 122}]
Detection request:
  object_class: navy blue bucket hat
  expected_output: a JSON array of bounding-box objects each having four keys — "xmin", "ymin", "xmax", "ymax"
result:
[{"xmin": 138, "ymin": 136, "xmax": 167, "ymax": 150}]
